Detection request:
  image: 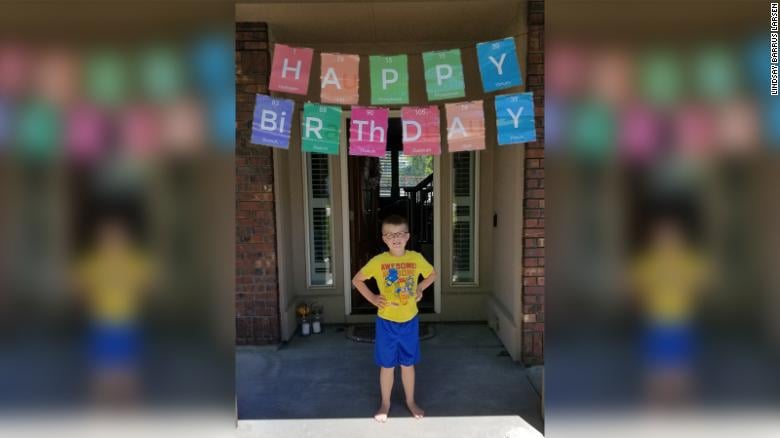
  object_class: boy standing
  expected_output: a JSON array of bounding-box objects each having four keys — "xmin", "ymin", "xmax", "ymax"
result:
[{"xmin": 352, "ymin": 214, "xmax": 436, "ymax": 422}]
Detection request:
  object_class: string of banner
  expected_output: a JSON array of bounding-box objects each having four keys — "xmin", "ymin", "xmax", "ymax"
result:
[{"xmin": 251, "ymin": 37, "xmax": 537, "ymax": 156}]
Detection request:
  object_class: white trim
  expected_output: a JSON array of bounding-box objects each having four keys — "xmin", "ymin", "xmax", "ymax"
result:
[
  {"xmin": 449, "ymin": 150, "xmax": 481, "ymax": 288},
  {"xmin": 434, "ymin": 152, "xmax": 442, "ymax": 313},
  {"xmin": 301, "ymin": 150, "xmax": 336, "ymax": 289},
  {"xmin": 301, "ymin": 151, "xmax": 313, "ymax": 286},
  {"xmin": 340, "ymin": 111, "xmax": 351, "ymax": 316}
]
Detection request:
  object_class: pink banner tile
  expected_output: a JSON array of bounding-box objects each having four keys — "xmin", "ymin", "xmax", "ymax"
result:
[
  {"xmin": 445, "ymin": 101, "xmax": 485, "ymax": 152},
  {"xmin": 349, "ymin": 106, "xmax": 388, "ymax": 157},
  {"xmin": 675, "ymin": 105, "xmax": 716, "ymax": 156},
  {"xmin": 618, "ymin": 104, "xmax": 660, "ymax": 163},
  {"xmin": 66, "ymin": 104, "xmax": 107, "ymax": 162},
  {"xmin": 119, "ymin": 105, "xmax": 161, "ymax": 157},
  {"xmin": 401, "ymin": 106, "xmax": 441, "ymax": 156},
  {"xmin": 269, "ymin": 44, "xmax": 314, "ymax": 95}
]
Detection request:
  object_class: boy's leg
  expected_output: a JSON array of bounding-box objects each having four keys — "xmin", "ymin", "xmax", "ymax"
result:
[
  {"xmin": 374, "ymin": 317, "xmax": 398, "ymax": 422},
  {"xmin": 400, "ymin": 365, "xmax": 415, "ymax": 402},
  {"xmin": 401, "ymin": 365, "xmax": 424, "ymax": 418},
  {"xmin": 397, "ymin": 316, "xmax": 423, "ymax": 418},
  {"xmin": 375, "ymin": 366, "xmax": 394, "ymax": 422}
]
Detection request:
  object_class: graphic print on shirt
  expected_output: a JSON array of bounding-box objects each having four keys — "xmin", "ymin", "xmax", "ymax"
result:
[{"xmin": 382, "ymin": 263, "xmax": 418, "ymax": 305}]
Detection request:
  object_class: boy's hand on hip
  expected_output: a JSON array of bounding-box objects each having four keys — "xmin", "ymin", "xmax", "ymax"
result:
[
  {"xmin": 415, "ymin": 289, "xmax": 423, "ymax": 302},
  {"xmin": 371, "ymin": 294, "xmax": 396, "ymax": 309}
]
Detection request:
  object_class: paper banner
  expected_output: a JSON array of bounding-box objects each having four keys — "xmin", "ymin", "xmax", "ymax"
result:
[
  {"xmin": 477, "ymin": 38, "xmax": 522, "ymax": 93},
  {"xmin": 302, "ymin": 103, "xmax": 342, "ymax": 155},
  {"xmin": 717, "ymin": 101, "xmax": 759, "ymax": 154},
  {"xmin": 544, "ymin": 97, "xmax": 565, "ymax": 150},
  {"xmin": 161, "ymin": 99, "xmax": 206, "ymax": 155},
  {"xmin": 765, "ymin": 98, "xmax": 780, "ymax": 145},
  {"xmin": 119, "ymin": 104, "xmax": 161, "ymax": 157},
  {"xmin": 0, "ymin": 98, "xmax": 11, "ymax": 149},
  {"xmin": 401, "ymin": 106, "xmax": 441, "ymax": 156},
  {"xmin": 207, "ymin": 93, "xmax": 235, "ymax": 150},
  {"xmin": 694, "ymin": 46, "xmax": 738, "ymax": 101},
  {"xmin": 36, "ymin": 49, "xmax": 79, "ymax": 106},
  {"xmin": 423, "ymin": 49, "xmax": 465, "ymax": 101},
  {"xmin": 85, "ymin": 50, "xmax": 128, "ymax": 106},
  {"xmin": 349, "ymin": 106, "xmax": 388, "ymax": 157},
  {"xmin": 571, "ymin": 100, "xmax": 615, "ymax": 158},
  {"xmin": 251, "ymin": 94, "xmax": 294, "ymax": 149},
  {"xmin": 618, "ymin": 104, "xmax": 660, "ymax": 163},
  {"xmin": 495, "ymin": 92, "xmax": 536, "ymax": 145},
  {"xmin": 0, "ymin": 43, "xmax": 31, "ymax": 96},
  {"xmin": 192, "ymin": 33, "xmax": 234, "ymax": 95},
  {"xmin": 320, "ymin": 53, "xmax": 360, "ymax": 105},
  {"xmin": 66, "ymin": 104, "xmax": 108, "ymax": 161},
  {"xmin": 445, "ymin": 100, "xmax": 485, "ymax": 152},
  {"xmin": 639, "ymin": 50, "xmax": 682, "ymax": 107},
  {"xmin": 370, "ymin": 55, "xmax": 409, "ymax": 105},
  {"xmin": 17, "ymin": 100, "xmax": 61, "ymax": 158},
  {"xmin": 675, "ymin": 105, "xmax": 716, "ymax": 156},
  {"xmin": 269, "ymin": 44, "xmax": 314, "ymax": 95},
  {"xmin": 139, "ymin": 45, "xmax": 184, "ymax": 102}
]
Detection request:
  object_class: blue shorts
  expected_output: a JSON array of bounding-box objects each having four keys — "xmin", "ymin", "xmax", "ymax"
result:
[
  {"xmin": 374, "ymin": 315, "xmax": 420, "ymax": 368},
  {"xmin": 641, "ymin": 322, "xmax": 695, "ymax": 369},
  {"xmin": 87, "ymin": 322, "xmax": 141, "ymax": 370}
]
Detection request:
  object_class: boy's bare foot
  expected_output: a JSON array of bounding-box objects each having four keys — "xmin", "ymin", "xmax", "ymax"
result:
[
  {"xmin": 374, "ymin": 403, "xmax": 390, "ymax": 422},
  {"xmin": 406, "ymin": 401, "xmax": 424, "ymax": 419}
]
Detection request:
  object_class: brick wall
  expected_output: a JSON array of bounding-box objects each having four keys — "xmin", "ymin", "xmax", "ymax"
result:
[
  {"xmin": 235, "ymin": 22, "xmax": 280, "ymax": 345},
  {"xmin": 522, "ymin": 0, "xmax": 545, "ymax": 365}
]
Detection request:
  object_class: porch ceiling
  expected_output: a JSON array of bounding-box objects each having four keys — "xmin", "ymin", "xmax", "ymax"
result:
[{"xmin": 235, "ymin": 0, "xmax": 525, "ymax": 46}]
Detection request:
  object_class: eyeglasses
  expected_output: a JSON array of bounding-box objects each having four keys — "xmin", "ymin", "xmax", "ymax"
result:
[{"xmin": 382, "ymin": 232, "xmax": 409, "ymax": 239}]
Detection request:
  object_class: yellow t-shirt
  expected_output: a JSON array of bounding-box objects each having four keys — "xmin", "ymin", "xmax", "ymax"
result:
[
  {"xmin": 632, "ymin": 246, "xmax": 706, "ymax": 324},
  {"xmin": 77, "ymin": 247, "xmax": 151, "ymax": 324},
  {"xmin": 360, "ymin": 250, "xmax": 434, "ymax": 323}
]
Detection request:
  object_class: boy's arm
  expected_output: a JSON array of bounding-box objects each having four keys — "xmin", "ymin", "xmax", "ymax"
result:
[
  {"xmin": 352, "ymin": 271, "xmax": 391, "ymax": 309},
  {"xmin": 415, "ymin": 270, "xmax": 437, "ymax": 302}
]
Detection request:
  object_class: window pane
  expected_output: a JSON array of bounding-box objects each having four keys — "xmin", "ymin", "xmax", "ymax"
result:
[
  {"xmin": 307, "ymin": 153, "xmax": 334, "ymax": 286},
  {"xmin": 452, "ymin": 151, "xmax": 476, "ymax": 283},
  {"xmin": 400, "ymin": 155, "xmax": 433, "ymax": 197},
  {"xmin": 380, "ymin": 151, "xmax": 433, "ymax": 197},
  {"xmin": 379, "ymin": 151, "xmax": 392, "ymax": 197}
]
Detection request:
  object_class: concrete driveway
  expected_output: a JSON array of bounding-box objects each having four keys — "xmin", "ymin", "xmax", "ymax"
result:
[{"xmin": 237, "ymin": 322, "xmax": 544, "ymax": 437}]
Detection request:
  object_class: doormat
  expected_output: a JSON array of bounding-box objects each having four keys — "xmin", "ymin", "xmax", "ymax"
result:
[{"xmin": 346, "ymin": 323, "xmax": 435, "ymax": 343}]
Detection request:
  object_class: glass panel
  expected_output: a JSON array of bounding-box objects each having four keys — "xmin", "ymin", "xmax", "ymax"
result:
[
  {"xmin": 379, "ymin": 151, "xmax": 393, "ymax": 197},
  {"xmin": 400, "ymin": 155, "xmax": 433, "ymax": 197},
  {"xmin": 307, "ymin": 153, "xmax": 334, "ymax": 286},
  {"xmin": 452, "ymin": 151, "xmax": 475, "ymax": 283}
]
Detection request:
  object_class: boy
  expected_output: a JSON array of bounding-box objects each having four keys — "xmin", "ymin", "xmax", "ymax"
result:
[
  {"xmin": 352, "ymin": 214, "xmax": 436, "ymax": 422},
  {"xmin": 631, "ymin": 217, "xmax": 708, "ymax": 405},
  {"xmin": 74, "ymin": 217, "xmax": 152, "ymax": 405}
]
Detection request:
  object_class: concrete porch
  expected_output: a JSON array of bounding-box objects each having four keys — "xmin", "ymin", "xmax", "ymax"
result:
[{"xmin": 236, "ymin": 322, "xmax": 543, "ymax": 437}]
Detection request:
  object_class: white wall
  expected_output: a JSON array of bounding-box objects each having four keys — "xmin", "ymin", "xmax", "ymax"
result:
[{"xmin": 488, "ymin": 145, "xmax": 525, "ymax": 360}]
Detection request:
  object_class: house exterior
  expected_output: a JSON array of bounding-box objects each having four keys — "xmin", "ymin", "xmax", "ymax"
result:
[{"xmin": 235, "ymin": 0, "xmax": 544, "ymax": 364}]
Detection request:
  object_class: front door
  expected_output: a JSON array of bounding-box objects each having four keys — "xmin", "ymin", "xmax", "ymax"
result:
[{"xmin": 347, "ymin": 117, "xmax": 435, "ymax": 314}]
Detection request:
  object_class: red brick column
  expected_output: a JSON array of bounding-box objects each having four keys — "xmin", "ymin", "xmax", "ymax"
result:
[
  {"xmin": 522, "ymin": 0, "xmax": 545, "ymax": 365},
  {"xmin": 235, "ymin": 22, "xmax": 280, "ymax": 345}
]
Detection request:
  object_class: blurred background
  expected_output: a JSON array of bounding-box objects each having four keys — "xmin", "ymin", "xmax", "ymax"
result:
[
  {"xmin": 0, "ymin": 1, "xmax": 235, "ymax": 436},
  {"xmin": 546, "ymin": 0, "xmax": 780, "ymax": 436}
]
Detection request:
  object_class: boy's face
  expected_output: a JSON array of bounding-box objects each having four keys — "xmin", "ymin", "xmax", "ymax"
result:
[
  {"xmin": 653, "ymin": 219, "xmax": 685, "ymax": 249},
  {"xmin": 97, "ymin": 220, "xmax": 131, "ymax": 252},
  {"xmin": 382, "ymin": 223, "xmax": 410, "ymax": 251}
]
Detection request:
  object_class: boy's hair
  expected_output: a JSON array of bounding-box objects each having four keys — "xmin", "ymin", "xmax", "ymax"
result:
[{"xmin": 382, "ymin": 214, "xmax": 408, "ymax": 229}]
